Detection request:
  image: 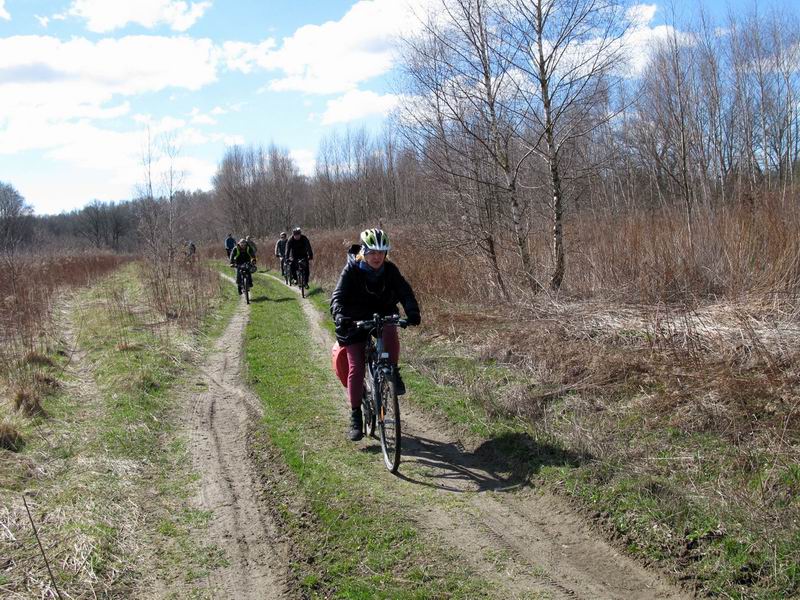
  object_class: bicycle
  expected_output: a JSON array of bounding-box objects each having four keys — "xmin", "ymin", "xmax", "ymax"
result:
[
  {"xmin": 356, "ymin": 314, "xmax": 408, "ymax": 473},
  {"xmin": 233, "ymin": 262, "xmax": 255, "ymax": 304},
  {"xmin": 295, "ymin": 258, "xmax": 309, "ymax": 298},
  {"xmin": 278, "ymin": 256, "xmax": 289, "ymax": 285}
]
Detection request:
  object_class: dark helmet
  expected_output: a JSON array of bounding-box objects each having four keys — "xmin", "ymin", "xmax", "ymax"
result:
[{"xmin": 292, "ymin": 227, "xmax": 301, "ymax": 235}]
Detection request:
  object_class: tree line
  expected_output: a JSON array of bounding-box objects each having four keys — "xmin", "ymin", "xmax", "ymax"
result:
[{"xmin": 5, "ymin": 0, "xmax": 797, "ymax": 301}]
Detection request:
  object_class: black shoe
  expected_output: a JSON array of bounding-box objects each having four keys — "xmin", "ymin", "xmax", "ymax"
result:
[
  {"xmin": 395, "ymin": 369, "xmax": 406, "ymax": 396},
  {"xmin": 348, "ymin": 409, "xmax": 363, "ymax": 441},
  {"xmin": 237, "ymin": 287, "xmax": 242, "ymax": 295}
]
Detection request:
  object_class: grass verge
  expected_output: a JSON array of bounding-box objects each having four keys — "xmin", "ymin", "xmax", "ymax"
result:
[
  {"xmin": 0, "ymin": 263, "xmax": 237, "ymax": 599},
  {"xmin": 243, "ymin": 275, "xmax": 489, "ymax": 599}
]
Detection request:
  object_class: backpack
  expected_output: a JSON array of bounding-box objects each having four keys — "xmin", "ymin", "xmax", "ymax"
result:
[{"xmin": 331, "ymin": 342, "xmax": 348, "ymax": 387}]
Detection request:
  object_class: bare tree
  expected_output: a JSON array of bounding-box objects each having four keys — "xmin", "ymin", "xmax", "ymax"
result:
[
  {"xmin": 506, "ymin": 0, "xmax": 631, "ymax": 291},
  {"xmin": 0, "ymin": 182, "xmax": 33, "ymax": 264}
]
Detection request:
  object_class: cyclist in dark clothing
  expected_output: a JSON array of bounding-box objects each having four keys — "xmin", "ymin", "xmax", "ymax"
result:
[
  {"xmin": 330, "ymin": 228, "xmax": 421, "ymax": 441},
  {"xmin": 285, "ymin": 227, "xmax": 313, "ymax": 284},
  {"xmin": 274, "ymin": 232, "xmax": 288, "ymax": 278},
  {"xmin": 229, "ymin": 238, "xmax": 256, "ymax": 295},
  {"xmin": 225, "ymin": 233, "xmax": 236, "ymax": 259}
]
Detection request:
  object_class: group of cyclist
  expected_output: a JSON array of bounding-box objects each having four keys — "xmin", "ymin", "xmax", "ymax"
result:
[{"xmin": 226, "ymin": 225, "xmax": 421, "ymax": 442}]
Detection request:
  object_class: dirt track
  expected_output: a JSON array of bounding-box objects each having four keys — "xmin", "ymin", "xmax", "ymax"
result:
[
  {"xmin": 183, "ymin": 274, "xmax": 690, "ymax": 599},
  {"xmin": 184, "ymin": 286, "xmax": 292, "ymax": 599}
]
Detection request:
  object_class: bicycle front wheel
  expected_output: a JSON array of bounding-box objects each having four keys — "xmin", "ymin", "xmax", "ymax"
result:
[{"xmin": 378, "ymin": 373, "xmax": 401, "ymax": 472}]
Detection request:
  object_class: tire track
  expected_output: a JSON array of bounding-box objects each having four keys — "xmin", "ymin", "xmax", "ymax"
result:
[{"xmin": 184, "ymin": 287, "xmax": 293, "ymax": 599}]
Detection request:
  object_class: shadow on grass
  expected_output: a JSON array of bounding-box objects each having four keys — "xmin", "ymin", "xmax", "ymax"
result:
[
  {"xmin": 379, "ymin": 431, "xmax": 587, "ymax": 492},
  {"xmin": 306, "ymin": 287, "xmax": 326, "ymax": 298},
  {"xmin": 250, "ymin": 296, "xmax": 294, "ymax": 304}
]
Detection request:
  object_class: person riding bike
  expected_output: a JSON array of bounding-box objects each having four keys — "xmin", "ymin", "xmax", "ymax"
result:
[
  {"xmin": 229, "ymin": 238, "xmax": 256, "ymax": 295},
  {"xmin": 274, "ymin": 232, "xmax": 288, "ymax": 277},
  {"xmin": 330, "ymin": 228, "xmax": 421, "ymax": 441},
  {"xmin": 285, "ymin": 227, "xmax": 313, "ymax": 285},
  {"xmin": 225, "ymin": 233, "xmax": 236, "ymax": 259}
]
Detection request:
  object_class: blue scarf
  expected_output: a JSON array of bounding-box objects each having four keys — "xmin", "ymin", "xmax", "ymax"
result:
[{"xmin": 358, "ymin": 259, "xmax": 385, "ymax": 282}]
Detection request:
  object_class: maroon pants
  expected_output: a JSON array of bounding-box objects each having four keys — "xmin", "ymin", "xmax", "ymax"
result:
[{"xmin": 344, "ymin": 325, "xmax": 400, "ymax": 409}]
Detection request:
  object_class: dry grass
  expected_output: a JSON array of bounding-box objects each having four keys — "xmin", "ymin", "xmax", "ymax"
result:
[
  {"xmin": 12, "ymin": 386, "xmax": 44, "ymax": 417},
  {"xmin": 0, "ymin": 421, "xmax": 23, "ymax": 451}
]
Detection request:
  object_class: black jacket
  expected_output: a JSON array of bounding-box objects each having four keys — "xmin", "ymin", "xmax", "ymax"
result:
[
  {"xmin": 275, "ymin": 238, "xmax": 287, "ymax": 257},
  {"xmin": 285, "ymin": 235, "xmax": 313, "ymax": 261},
  {"xmin": 330, "ymin": 245, "xmax": 421, "ymax": 345}
]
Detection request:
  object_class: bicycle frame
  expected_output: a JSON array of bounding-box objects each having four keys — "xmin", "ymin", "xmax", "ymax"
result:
[{"xmin": 356, "ymin": 314, "xmax": 407, "ymax": 472}]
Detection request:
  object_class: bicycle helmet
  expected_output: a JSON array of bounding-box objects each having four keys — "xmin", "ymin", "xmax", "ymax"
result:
[
  {"xmin": 280, "ymin": 231, "xmax": 287, "ymax": 239},
  {"xmin": 292, "ymin": 227, "xmax": 301, "ymax": 234},
  {"xmin": 360, "ymin": 228, "xmax": 391, "ymax": 252}
]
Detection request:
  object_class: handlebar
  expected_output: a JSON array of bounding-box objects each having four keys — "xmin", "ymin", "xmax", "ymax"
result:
[{"xmin": 355, "ymin": 314, "xmax": 408, "ymax": 331}]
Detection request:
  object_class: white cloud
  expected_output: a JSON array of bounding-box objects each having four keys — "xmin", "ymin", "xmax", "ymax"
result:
[
  {"xmin": 623, "ymin": 4, "xmax": 681, "ymax": 75},
  {"xmin": 35, "ymin": 15, "xmax": 49, "ymax": 27},
  {"xmin": 290, "ymin": 149, "xmax": 316, "ymax": 176},
  {"xmin": 0, "ymin": 35, "xmax": 219, "ymax": 140},
  {"xmin": 321, "ymin": 90, "xmax": 400, "ymax": 125},
  {"xmin": 189, "ymin": 107, "xmax": 217, "ymax": 125},
  {"xmin": 66, "ymin": 0, "xmax": 212, "ymax": 33},
  {"xmin": 209, "ymin": 133, "xmax": 245, "ymax": 146},
  {"xmin": 0, "ymin": 0, "xmax": 9, "ymax": 20},
  {"xmin": 226, "ymin": 0, "xmax": 437, "ymax": 94}
]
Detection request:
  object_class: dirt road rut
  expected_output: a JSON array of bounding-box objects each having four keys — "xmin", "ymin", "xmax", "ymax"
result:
[{"xmin": 186, "ymin": 292, "xmax": 292, "ymax": 599}]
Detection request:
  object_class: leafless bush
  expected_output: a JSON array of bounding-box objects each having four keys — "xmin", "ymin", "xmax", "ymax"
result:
[{"xmin": 0, "ymin": 421, "xmax": 23, "ymax": 451}]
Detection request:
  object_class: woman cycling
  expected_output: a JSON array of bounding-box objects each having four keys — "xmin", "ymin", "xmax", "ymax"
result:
[{"xmin": 330, "ymin": 228, "xmax": 421, "ymax": 441}]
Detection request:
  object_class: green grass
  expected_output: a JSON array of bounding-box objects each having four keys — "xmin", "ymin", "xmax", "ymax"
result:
[{"xmin": 244, "ymin": 276, "xmax": 489, "ymax": 599}]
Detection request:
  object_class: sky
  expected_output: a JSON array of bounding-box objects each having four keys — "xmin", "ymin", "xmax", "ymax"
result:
[{"xmin": 0, "ymin": 0, "xmax": 761, "ymax": 215}]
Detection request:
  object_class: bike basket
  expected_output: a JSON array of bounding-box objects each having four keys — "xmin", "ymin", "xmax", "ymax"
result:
[{"xmin": 331, "ymin": 342, "xmax": 349, "ymax": 388}]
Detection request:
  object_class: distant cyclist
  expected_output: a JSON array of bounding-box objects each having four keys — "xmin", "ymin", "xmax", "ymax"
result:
[
  {"xmin": 330, "ymin": 228, "xmax": 421, "ymax": 441},
  {"xmin": 224, "ymin": 233, "xmax": 236, "ymax": 259},
  {"xmin": 229, "ymin": 238, "xmax": 256, "ymax": 295},
  {"xmin": 274, "ymin": 232, "xmax": 288, "ymax": 277},
  {"xmin": 184, "ymin": 239, "xmax": 196, "ymax": 263},
  {"xmin": 285, "ymin": 227, "xmax": 313, "ymax": 285}
]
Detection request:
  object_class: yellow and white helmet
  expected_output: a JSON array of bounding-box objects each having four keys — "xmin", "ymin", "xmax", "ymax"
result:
[{"xmin": 360, "ymin": 228, "xmax": 390, "ymax": 252}]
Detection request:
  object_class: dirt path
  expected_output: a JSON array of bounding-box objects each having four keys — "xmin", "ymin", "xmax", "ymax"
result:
[
  {"xmin": 184, "ymin": 282, "xmax": 293, "ymax": 599},
  {"xmin": 287, "ymin": 277, "xmax": 691, "ymax": 599}
]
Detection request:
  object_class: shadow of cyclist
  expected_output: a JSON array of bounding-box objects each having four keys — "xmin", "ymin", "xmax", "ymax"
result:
[
  {"xmin": 250, "ymin": 296, "xmax": 294, "ymax": 303},
  {"xmin": 390, "ymin": 431, "xmax": 586, "ymax": 493}
]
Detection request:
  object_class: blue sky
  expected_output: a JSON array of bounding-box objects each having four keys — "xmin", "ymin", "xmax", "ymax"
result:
[{"xmin": 0, "ymin": 0, "xmax": 771, "ymax": 214}]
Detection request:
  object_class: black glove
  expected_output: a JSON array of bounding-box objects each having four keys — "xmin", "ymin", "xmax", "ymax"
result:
[
  {"xmin": 406, "ymin": 312, "xmax": 421, "ymax": 326},
  {"xmin": 334, "ymin": 315, "xmax": 352, "ymax": 336}
]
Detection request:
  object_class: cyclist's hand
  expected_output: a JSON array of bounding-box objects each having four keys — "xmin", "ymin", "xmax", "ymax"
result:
[
  {"xmin": 406, "ymin": 312, "xmax": 421, "ymax": 326},
  {"xmin": 398, "ymin": 319, "xmax": 409, "ymax": 329},
  {"xmin": 334, "ymin": 315, "xmax": 352, "ymax": 335}
]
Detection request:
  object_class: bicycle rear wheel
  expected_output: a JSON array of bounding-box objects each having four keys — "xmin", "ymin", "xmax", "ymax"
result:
[{"xmin": 378, "ymin": 373, "xmax": 401, "ymax": 472}]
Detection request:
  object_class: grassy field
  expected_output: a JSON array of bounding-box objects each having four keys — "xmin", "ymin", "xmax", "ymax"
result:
[{"xmin": 1, "ymin": 263, "xmax": 237, "ymax": 599}]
